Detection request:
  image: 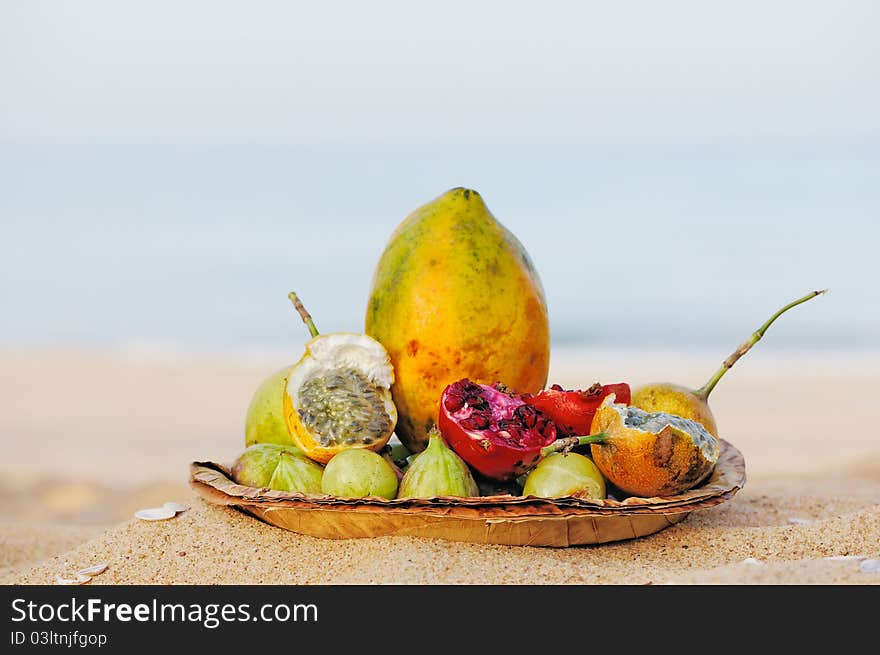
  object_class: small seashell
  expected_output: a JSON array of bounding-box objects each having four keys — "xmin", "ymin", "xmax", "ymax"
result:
[
  {"xmin": 859, "ymin": 559, "xmax": 880, "ymax": 573},
  {"xmin": 163, "ymin": 502, "xmax": 190, "ymax": 513},
  {"xmin": 56, "ymin": 574, "xmax": 91, "ymax": 585},
  {"xmin": 788, "ymin": 517, "xmax": 811, "ymax": 525},
  {"xmin": 741, "ymin": 557, "xmax": 763, "ymax": 566},
  {"xmin": 135, "ymin": 507, "xmax": 176, "ymax": 521},
  {"xmin": 76, "ymin": 563, "xmax": 109, "ymax": 577}
]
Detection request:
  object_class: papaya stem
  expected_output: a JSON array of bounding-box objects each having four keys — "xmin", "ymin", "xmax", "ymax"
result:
[
  {"xmin": 697, "ymin": 289, "xmax": 827, "ymax": 400},
  {"xmin": 288, "ymin": 292, "xmax": 319, "ymax": 338},
  {"xmin": 540, "ymin": 433, "xmax": 607, "ymax": 458}
]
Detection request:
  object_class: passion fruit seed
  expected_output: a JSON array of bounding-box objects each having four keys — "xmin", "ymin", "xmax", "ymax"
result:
[{"xmin": 297, "ymin": 367, "xmax": 393, "ymax": 447}]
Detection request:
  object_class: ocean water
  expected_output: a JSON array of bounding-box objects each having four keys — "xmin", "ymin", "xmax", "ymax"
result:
[{"xmin": 1, "ymin": 143, "xmax": 877, "ymax": 353}]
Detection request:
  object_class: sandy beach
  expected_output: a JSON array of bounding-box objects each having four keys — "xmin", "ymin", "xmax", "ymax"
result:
[{"xmin": 2, "ymin": 346, "xmax": 878, "ymax": 584}]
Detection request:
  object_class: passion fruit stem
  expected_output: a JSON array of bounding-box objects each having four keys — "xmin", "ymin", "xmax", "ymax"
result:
[
  {"xmin": 697, "ymin": 289, "xmax": 827, "ymax": 400},
  {"xmin": 288, "ymin": 291, "xmax": 319, "ymax": 338},
  {"xmin": 540, "ymin": 433, "xmax": 607, "ymax": 458}
]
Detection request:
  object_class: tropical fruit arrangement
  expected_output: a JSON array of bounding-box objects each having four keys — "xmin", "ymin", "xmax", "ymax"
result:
[{"xmin": 230, "ymin": 187, "xmax": 823, "ymax": 505}]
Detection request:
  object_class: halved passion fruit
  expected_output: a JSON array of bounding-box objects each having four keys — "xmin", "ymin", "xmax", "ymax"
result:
[{"xmin": 283, "ymin": 294, "xmax": 397, "ymax": 464}]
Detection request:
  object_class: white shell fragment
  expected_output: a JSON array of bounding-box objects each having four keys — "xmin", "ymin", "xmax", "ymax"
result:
[
  {"xmin": 56, "ymin": 574, "xmax": 92, "ymax": 585},
  {"xmin": 135, "ymin": 507, "xmax": 177, "ymax": 521},
  {"xmin": 77, "ymin": 563, "xmax": 109, "ymax": 577},
  {"xmin": 163, "ymin": 502, "xmax": 190, "ymax": 513},
  {"xmin": 788, "ymin": 517, "xmax": 811, "ymax": 525},
  {"xmin": 859, "ymin": 559, "xmax": 880, "ymax": 573},
  {"xmin": 823, "ymin": 555, "xmax": 866, "ymax": 561},
  {"xmin": 741, "ymin": 557, "xmax": 763, "ymax": 566}
]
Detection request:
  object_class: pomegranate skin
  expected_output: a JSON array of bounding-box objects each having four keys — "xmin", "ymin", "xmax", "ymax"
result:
[
  {"xmin": 524, "ymin": 383, "xmax": 631, "ymax": 437},
  {"xmin": 438, "ymin": 380, "xmax": 557, "ymax": 481}
]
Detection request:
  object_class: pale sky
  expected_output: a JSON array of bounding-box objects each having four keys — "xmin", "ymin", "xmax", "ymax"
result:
[
  {"xmin": 3, "ymin": 1, "xmax": 878, "ymax": 147},
  {"xmin": 1, "ymin": 2, "xmax": 878, "ymax": 351}
]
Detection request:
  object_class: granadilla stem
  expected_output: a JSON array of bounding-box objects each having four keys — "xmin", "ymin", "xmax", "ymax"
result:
[
  {"xmin": 288, "ymin": 291, "xmax": 319, "ymax": 338},
  {"xmin": 696, "ymin": 289, "xmax": 827, "ymax": 400},
  {"xmin": 540, "ymin": 433, "xmax": 607, "ymax": 458}
]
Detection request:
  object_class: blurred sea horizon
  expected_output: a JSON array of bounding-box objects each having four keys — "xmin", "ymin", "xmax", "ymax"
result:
[
  {"xmin": 1, "ymin": 142, "xmax": 876, "ymax": 353},
  {"xmin": 3, "ymin": 3, "xmax": 878, "ymax": 354}
]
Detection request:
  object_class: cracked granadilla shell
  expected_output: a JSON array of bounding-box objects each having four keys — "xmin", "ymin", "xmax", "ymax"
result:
[{"xmin": 589, "ymin": 394, "xmax": 720, "ymax": 497}]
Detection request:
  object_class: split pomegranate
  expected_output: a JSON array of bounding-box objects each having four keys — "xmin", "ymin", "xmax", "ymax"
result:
[
  {"xmin": 438, "ymin": 379, "xmax": 557, "ymax": 481},
  {"xmin": 523, "ymin": 382, "xmax": 631, "ymax": 437}
]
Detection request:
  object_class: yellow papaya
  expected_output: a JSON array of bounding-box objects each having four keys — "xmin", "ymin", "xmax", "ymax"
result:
[{"xmin": 365, "ymin": 187, "xmax": 550, "ymax": 453}]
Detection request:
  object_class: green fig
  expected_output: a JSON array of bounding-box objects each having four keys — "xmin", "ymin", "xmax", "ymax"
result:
[
  {"xmin": 266, "ymin": 451, "xmax": 324, "ymax": 494},
  {"xmin": 231, "ymin": 443, "xmax": 322, "ymax": 494},
  {"xmin": 522, "ymin": 452, "xmax": 606, "ymax": 500},
  {"xmin": 231, "ymin": 443, "xmax": 297, "ymax": 486},
  {"xmin": 321, "ymin": 449, "xmax": 399, "ymax": 499},
  {"xmin": 397, "ymin": 428, "xmax": 479, "ymax": 499},
  {"xmin": 632, "ymin": 290, "xmax": 826, "ymax": 436},
  {"xmin": 244, "ymin": 366, "xmax": 296, "ymax": 447}
]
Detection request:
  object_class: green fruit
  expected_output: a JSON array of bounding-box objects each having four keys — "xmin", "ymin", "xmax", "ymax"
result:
[
  {"xmin": 397, "ymin": 429, "xmax": 479, "ymax": 499},
  {"xmin": 231, "ymin": 444, "xmax": 298, "ymax": 486},
  {"xmin": 321, "ymin": 449, "xmax": 399, "ymax": 499},
  {"xmin": 266, "ymin": 451, "xmax": 324, "ymax": 494},
  {"xmin": 522, "ymin": 452, "xmax": 606, "ymax": 500},
  {"xmin": 387, "ymin": 441, "xmax": 412, "ymax": 467},
  {"xmin": 244, "ymin": 367, "xmax": 296, "ymax": 447},
  {"xmin": 231, "ymin": 443, "xmax": 322, "ymax": 494}
]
